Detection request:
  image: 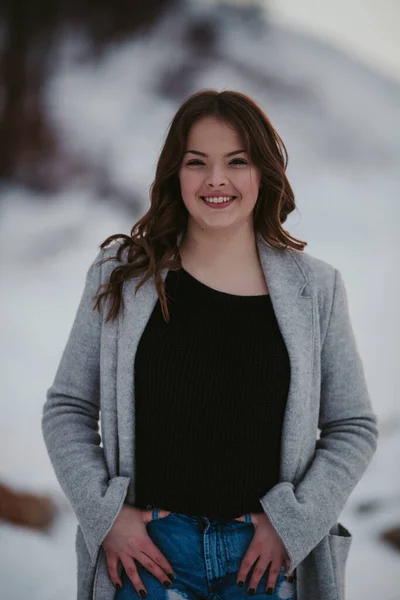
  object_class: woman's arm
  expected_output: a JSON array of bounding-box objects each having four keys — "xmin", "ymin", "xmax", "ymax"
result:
[
  {"xmin": 258, "ymin": 268, "xmax": 379, "ymax": 575},
  {"xmin": 42, "ymin": 249, "xmax": 130, "ymax": 566}
]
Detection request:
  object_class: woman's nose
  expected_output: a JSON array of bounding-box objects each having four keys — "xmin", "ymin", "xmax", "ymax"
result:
[{"xmin": 205, "ymin": 167, "xmax": 229, "ymax": 187}]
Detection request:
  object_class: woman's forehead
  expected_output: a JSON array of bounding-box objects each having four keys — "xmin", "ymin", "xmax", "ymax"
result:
[{"xmin": 186, "ymin": 118, "xmax": 246, "ymax": 151}]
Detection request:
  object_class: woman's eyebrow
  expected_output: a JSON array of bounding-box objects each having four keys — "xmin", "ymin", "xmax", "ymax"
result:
[{"xmin": 184, "ymin": 149, "xmax": 247, "ymax": 157}]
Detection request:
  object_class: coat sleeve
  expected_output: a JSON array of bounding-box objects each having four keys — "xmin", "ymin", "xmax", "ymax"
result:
[
  {"xmin": 258, "ymin": 268, "xmax": 379, "ymax": 575},
  {"xmin": 42, "ymin": 249, "xmax": 130, "ymax": 566}
]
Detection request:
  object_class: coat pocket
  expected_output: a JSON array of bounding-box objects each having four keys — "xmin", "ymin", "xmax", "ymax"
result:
[{"xmin": 328, "ymin": 522, "xmax": 353, "ymax": 599}]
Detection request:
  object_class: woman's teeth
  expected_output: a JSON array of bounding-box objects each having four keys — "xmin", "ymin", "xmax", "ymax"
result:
[{"xmin": 201, "ymin": 196, "xmax": 236, "ymax": 204}]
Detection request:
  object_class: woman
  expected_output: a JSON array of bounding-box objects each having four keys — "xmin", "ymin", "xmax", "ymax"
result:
[{"xmin": 42, "ymin": 89, "xmax": 379, "ymax": 600}]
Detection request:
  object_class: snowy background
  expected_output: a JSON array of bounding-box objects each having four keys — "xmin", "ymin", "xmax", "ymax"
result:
[{"xmin": 0, "ymin": 0, "xmax": 399, "ymax": 598}]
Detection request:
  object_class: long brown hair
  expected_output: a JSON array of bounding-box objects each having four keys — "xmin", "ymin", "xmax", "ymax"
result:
[{"xmin": 93, "ymin": 89, "xmax": 307, "ymax": 323}]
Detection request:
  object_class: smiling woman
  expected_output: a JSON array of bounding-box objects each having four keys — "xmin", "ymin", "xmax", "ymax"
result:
[{"xmin": 42, "ymin": 89, "xmax": 378, "ymax": 600}]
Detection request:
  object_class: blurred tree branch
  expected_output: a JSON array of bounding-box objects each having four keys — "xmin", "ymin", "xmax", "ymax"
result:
[{"xmin": 0, "ymin": 0, "xmax": 174, "ymax": 189}]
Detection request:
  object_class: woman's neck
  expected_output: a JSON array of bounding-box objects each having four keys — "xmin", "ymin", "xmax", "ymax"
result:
[{"xmin": 178, "ymin": 226, "xmax": 260, "ymax": 274}]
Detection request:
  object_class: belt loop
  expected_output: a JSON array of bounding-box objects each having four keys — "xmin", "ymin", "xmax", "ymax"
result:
[{"xmin": 244, "ymin": 513, "xmax": 252, "ymax": 524}]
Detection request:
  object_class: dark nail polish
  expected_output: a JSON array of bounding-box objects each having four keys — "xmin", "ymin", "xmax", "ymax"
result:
[
  {"xmin": 164, "ymin": 580, "xmax": 172, "ymax": 588},
  {"xmin": 288, "ymin": 576, "xmax": 294, "ymax": 583},
  {"xmin": 139, "ymin": 590, "xmax": 147, "ymax": 598},
  {"xmin": 266, "ymin": 588, "xmax": 273, "ymax": 595},
  {"xmin": 115, "ymin": 583, "xmax": 121, "ymax": 590},
  {"xmin": 167, "ymin": 572, "xmax": 175, "ymax": 580},
  {"xmin": 248, "ymin": 588, "xmax": 255, "ymax": 595},
  {"xmin": 237, "ymin": 580, "xmax": 244, "ymax": 588}
]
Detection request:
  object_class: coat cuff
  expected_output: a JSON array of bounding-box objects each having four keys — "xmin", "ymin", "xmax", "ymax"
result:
[
  {"xmin": 259, "ymin": 480, "xmax": 353, "ymax": 575},
  {"xmin": 259, "ymin": 483, "xmax": 300, "ymax": 575},
  {"xmin": 75, "ymin": 476, "xmax": 131, "ymax": 567}
]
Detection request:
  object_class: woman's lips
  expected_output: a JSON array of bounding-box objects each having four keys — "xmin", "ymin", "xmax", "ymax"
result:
[{"xmin": 200, "ymin": 195, "xmax": 237, "ymax": 209}]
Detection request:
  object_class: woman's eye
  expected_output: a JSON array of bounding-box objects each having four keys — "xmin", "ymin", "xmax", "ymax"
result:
[
  {"xmin": 230, "ymin": 158, "xmax": 248, "ymax": 165},
  {"xmin": 185, "ymin": 158, "xmax": 248, "ymax": 166}
]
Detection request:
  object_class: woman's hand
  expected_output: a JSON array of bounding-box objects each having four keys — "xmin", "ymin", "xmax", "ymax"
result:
[
  {"xmin": 234, "ymin": 512, "xmax": 295, "ymax": 595},
  {"xmin": 102, "ymin": 505, "xmax": 175, "ymax": 595}
]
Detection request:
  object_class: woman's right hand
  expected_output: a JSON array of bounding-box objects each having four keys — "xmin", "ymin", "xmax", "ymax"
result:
[{"xmin": 102, "ymin": 505, "xmax": 175, "ymax": 595}]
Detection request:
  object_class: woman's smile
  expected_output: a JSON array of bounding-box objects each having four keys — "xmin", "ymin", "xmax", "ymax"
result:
[{"xmin": 200, "ymin": 195, "xmax": 237, "ymax": 208}]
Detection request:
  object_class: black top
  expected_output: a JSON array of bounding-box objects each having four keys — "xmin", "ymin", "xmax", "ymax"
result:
[{"xmin": 133, "ymin": 266, "xmax": 290, "ymax": 520}]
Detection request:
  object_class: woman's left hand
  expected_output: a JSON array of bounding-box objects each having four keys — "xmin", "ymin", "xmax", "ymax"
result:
[{"xmin": 234, "ymin": 512, "xmax": 294, "ymax": 595}]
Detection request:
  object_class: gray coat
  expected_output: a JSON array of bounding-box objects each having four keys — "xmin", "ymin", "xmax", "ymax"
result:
[{"xmin": 42, "ymin": 232, "xmax": 379, "ymax": 600}]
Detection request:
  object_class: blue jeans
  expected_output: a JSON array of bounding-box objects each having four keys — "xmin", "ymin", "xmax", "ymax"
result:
[{"xmin": 115, "ymin": 507, "xmax": 297, "ymax": 599}]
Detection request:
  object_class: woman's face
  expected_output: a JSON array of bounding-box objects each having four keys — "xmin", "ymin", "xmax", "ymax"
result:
[{"xmin": 178, "ymin": 116, "xmax": 261, "ymax": 233}]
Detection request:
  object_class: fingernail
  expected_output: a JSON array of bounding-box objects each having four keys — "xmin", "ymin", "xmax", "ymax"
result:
[
  {"xmin": 139, "ymin": 590, "xmax": 147, "ymax": 598},
  {"xmin": 288, "ymin": 576, "xmax": 294, "ymax": 583},
  {"xmin": 266, "ymin": 588, "xmax": 273, "ymax": 595},
  {"xmin": 167, "ymin": 572, "xmax": 175, "ymax": 579},
  {"xmin": 248, "ymin": 588, "xmax": 255, "ymax": 595},
  {"xmin": 115, "ymin": 583, "xmax": 121, "ymax": 590},
  {"xmin": 164, "ymin": 580, "xmax": 172, "ymax": 588},
  {"xmin": 237, "ymin": 580, "xmax": 244, "ymax": 588}
]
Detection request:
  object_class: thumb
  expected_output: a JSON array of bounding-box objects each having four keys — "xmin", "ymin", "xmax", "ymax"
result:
[{"xmin": 140, "ymin": 508, "xmax": 153, "ymax": 525}]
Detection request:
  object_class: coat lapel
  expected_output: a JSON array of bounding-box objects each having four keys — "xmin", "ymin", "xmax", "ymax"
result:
[
  {"xmin": 116, "ymin": 272, "xmax": 160, "ymax": 504},
  {"xmin": 116, "ymin": 233, "xmax": 315, "ymax": 503},
  {"xmin": 256, "ymin": 233, "xmax": 315, "ymax": 483}
]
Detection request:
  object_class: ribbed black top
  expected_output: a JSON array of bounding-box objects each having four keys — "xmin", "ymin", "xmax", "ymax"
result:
[{"xmin": 133, "ymin": 266, "xmax": 290, "ymax": 520}]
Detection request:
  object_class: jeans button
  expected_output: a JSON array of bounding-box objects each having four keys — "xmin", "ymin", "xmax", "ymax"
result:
[{"xmin": 146, "ymin": 504, "xmax": 153, "ymax": 510}]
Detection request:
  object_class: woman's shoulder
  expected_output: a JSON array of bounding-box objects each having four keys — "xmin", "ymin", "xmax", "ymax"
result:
[
  {"xmin": 89, "ymin": 241, "xmax": 129, "ymax": 280},
  {"xmin": 288, "ymin": 247, "xmax": 337, "ymax": 276}
]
